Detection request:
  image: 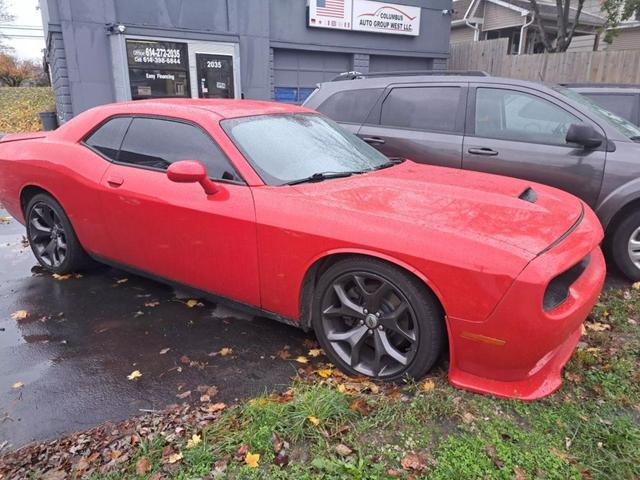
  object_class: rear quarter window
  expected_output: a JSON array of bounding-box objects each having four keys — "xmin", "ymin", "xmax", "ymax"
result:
[{"xmin": 316, "ymin": 88, "xmax": 383, "ymax": 124}]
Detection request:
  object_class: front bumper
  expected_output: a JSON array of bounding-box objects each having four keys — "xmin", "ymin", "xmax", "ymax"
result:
[{"xmin": 447, "ymin": 205, "xmax": 606, "ymax": 400}]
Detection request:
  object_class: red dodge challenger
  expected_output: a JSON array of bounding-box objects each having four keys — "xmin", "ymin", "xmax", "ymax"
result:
[{"xmin": 0, "ymin": 99, "xmax": 605, "ymax": 399}]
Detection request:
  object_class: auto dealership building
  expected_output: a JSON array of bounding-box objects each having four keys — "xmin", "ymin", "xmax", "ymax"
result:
[{"xmin": 39, "ymin": 0, "xmax": 452, "ymax": 123}]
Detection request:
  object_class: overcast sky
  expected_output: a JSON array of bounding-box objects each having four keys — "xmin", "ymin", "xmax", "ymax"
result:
[{"xmin": 1, "ymin": 0, "xmax": 45, "ymax": 60}]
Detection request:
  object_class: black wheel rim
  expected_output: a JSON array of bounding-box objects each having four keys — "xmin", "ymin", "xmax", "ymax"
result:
[
  {"xmin": 28, "ymin": 202, "xmax": 67, "ymax": 268},
  {"xmin": 320, "ymin": 271, "xmax": 419, "ymax": 378}
]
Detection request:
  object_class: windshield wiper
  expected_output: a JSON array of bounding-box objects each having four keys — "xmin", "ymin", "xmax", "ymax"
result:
[
  {"xmin": 372, "ymin": 157, "xmax": 406, "ymax": 170},
  {"xmin": 630, "ymin": 136, "xmax": 640, "ymax": 142},
  {"xmin": 285, "ymin": 171, "xmax": 357, "ymax": 185}
]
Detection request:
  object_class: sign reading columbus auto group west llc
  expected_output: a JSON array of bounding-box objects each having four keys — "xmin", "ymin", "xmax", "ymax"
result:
[{"xmin": 308, "ymin": 0, "xmax": 421, "ymax": 36}]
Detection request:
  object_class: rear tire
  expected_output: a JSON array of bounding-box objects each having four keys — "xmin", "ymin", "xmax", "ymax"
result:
[
  {"xmin": 25, "ymin": 193, "xmax": 93, "ymax": 274},
  {"xmin": 611, "ymin": 210, "xmax": 640, "ymax": 281},
  {"xmin": 311, "ymin": 257, "xmax": 445, "ymax": 381}
]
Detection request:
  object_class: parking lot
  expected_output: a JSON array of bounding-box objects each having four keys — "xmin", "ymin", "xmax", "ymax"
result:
[{"xmin": 0, "ymin": 208, "xmax": 312, "ymax": 450}]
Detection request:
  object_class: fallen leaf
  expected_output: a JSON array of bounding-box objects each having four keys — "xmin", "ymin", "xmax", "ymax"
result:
[
  {"xmin": 52, "ymin": 273, "xmax": 72, "ymax": 281},
  {"xmin": 186, "ymin": 434, "xmax": 201, "ymax": 448},
  {"xmin": 135, "ymin": 456, "xmax": 152, "ymax": 475},
  {"xmin": 211, "ymin": 458, "xmax": 228, "ymax": 477},
  {"xmin": 633, "ymin": 282, "xmax": 640, "ymax": 290},
  {"xmin": 245, "ymin": 452, "xmax": 260, "ymax": 468},
  {"xmin": 176, "ymin": 390, "xmax": 191, "ymax": 399},
  {"xmin": 12, "ymin": 381, "xmax": 24, "ymax": 389},
  {"xmin": 462, "ymin": 412, "xmax": 475, "ymax": 424},
  {"xmin": 235, "ymin": 444, "xmax": 249, "ymax": 461},
  {"xmin": 159, "ymin": 348, "xmax": 170, "ymax": 355},
  {"xmin": 565, "ymin": 371, "xmax": 582, "ymax": 383},
  {"xmin": 272, "ymin": 432, "xmax": 285, "ymax": 453},
  {"xmin": 308, "ymin": 348, "xmax": 323, "ymax": 357},
  {"xmin": 335, "ymin": 443, "xmax": 353, "ymax": 457},
  {"xmin": 307, "ymin": 416, "xmax": 320, "ymax": 426},
  {"xmin": 420, "ymin": 379, "xmax": 436, "ymax": 392},
  {"xmin": 127, "ymin": 370, "xmax": 142, "ymax": 381},
  {"xmin": 275, "ymin": 349, "xmax": 291, "ymax": 359},
  {"xmin": 350, "ymin": 399, "xmax": 371, "ymax": 416},
  {"xmin": 401, "ymin": 452, "xmax": 426, "ymax": 472},
  {"xmin": 219, "ymin": 347, "xmax": 233, "ymax": 356},
  {"xmin": 295, "ymin": 356, "xmax": 309, "ymax": 364},
  {"xmin": 11, "ymin": 310, "xmax": 28, "ymax": 320},
  {"xmin": 186, "ymin": 299, "xmax": 200, "ymax": 308},
  {"xmin": 550, "ymin": 447, "xmax": 568, "ymax": 460},
  {"xmin": 581, "ymin": 323, "xmax": 588, "ymax": 336},
  {"xmin": 513, "ymin": 466, "xmax": 526, "ymax": 480},
  {"xmin": 166, "ymin": 452, "xmax": 183, "ymax": 464},
  {"xmin": 207, "ymin": 402, "xmax": 226, "ymax": 413},
  {"xmin": 273, "ymin": 450, "xmax": 289, "ymax": 468},
  {"xmin": 585, "ymin": 321, "xmax": 611, "ymax": 332},
  {"xmin": 116, "ymin": 278, "xmax": 128, "ymax": 284},
  {"xmin": 0, "ymin": 216, "xmax": 11, "ymax": 224},
  {"xmin": 483, "ymin": 444, "xmax": 503, "ymax": 468},
  {"xmin": 317, "ymin": 368, "xmax": 333, "ymax": 378},
  {"xmin": 200, "ymin": 394, "xmax": 210, "ymax": 402}
]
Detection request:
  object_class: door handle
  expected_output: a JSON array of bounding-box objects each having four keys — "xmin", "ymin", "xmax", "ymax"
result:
[
  {"xmin": 107, "ymin": 176, "xmax": 124, "ymax": 187},
  {"xmin": 363, "ymin": 136, "xmax": 386, "ymax": 145},
  {"xmin": 467, "ymin": 147, "xmax": 499, "ymax": 156}
]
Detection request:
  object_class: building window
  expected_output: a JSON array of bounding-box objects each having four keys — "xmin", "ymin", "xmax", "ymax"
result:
[{"xmin": 126, "ymin": 39, "xmax": 191, "ymax": 100}]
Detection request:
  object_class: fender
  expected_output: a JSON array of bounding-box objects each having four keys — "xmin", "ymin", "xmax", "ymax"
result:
[
  {"xmin": 301, "ymin": 247, "xmax": 449, "ymax": 316},
  {"xmin": 595, "ymin": 177, "xmax": 640, "ymax": 231}
]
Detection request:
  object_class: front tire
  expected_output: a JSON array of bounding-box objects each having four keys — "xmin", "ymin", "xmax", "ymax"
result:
[
  {"xmin": 611, "ymin": 210, "xmax": 640, "ymax": 281},
  {"xmin": 312, "ymin": 257, "xmax": 445, "ymax": 381},
  {"xmin": 26, "ymin": 193, "xmax": 92, "ymax": 274}
]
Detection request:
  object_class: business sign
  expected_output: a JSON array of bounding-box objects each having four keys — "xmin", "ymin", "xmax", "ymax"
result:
[
  {"xmin": 308, "ymin": 0, "xmax": 353, "ymax": 31},
  {"xmin": 126, "ymin": 40, "xmax": 190, "ymax": 100},
  {"xmin": 352, "ymin": 0, "xmax": 420, "ymax": 36},
  {"xmin": 308, "ymin": 0, "xmax": 420, "ymax": 36}
]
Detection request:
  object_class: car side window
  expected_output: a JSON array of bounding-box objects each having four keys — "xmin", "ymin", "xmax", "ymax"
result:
[
  {"xmin": 316, "ymin": 88, "xmax": 383, "ymax": 124},
  {"xmin": 582, "ymin": 93, "xmax": 636, "ymax": 123},
  {"xmin": 380, "ymin": 86, "xmax": 461, "ymax": 133},
  {"xmin": 118, "ymin": 117, "xmax": 240, "ymax": 182},
  {"xmin": 84, "ymin": 117, "xmax": 132, "ymax": 161},
  {"xmin": 475, "ymin": 88, "xmax": 581, "ymax": 145}
]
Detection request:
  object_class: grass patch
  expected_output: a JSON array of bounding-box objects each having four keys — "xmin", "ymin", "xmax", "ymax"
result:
[{"xmin": 0, "ymin": 87, "xmax": 54, "ymax": 133}]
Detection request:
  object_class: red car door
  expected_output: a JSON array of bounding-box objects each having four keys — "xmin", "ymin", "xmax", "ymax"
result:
[{"xmin": 98, "ymin": 116, "xmax": 260, "ymax": 307}]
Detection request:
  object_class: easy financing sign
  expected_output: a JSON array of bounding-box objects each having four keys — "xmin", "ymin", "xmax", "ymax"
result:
[{"xmin": 308, "ymin": 0, "xmax": 421, "ymax": 36}]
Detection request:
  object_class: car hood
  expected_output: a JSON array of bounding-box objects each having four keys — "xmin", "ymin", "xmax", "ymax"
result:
[{"xmin": 292, "ymin": 162, "xmax": 583, "ymax": 257}]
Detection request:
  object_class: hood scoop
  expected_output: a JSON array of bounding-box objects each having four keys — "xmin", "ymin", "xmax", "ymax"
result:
[{"xmin": 519, "ymin": 187, "xmax": 538, "ymax": 204}]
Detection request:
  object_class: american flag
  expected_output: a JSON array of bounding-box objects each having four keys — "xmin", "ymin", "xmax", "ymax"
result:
[{"xmin": 316, "ymin": 0, "xmax": 345, "ymax": 18}]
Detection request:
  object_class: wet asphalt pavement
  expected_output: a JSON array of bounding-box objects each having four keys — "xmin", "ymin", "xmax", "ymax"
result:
[
  {"xmin": 0, "ymin": 208, "xmax": 630, "ymax": 452},
  {"xmin": 0, "ymin": 208, "xmax": 311, "ymax": 451}
]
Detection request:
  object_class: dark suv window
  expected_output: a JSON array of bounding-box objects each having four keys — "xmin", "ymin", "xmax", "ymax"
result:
[
  {"xmin": 118, "ymin": 117, "xmax": 240, "ymax": 181},
  {"xmin": 582, "ymin": 93, "xmax": 637, "ymax": 123},
  {"xmin": 381, "ymin": 87, "xmax": 462, "ymax": 133},
  {"xmin": 316, "ymin": 88, "xmax": 383, "ymax": 124},
  {"xmin": 84, "ymin": 117, "xmax": 132, "ymax": 161}
]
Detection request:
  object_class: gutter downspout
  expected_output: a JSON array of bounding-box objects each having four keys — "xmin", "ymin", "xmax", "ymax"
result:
[
  {"xmin": 519, "ymin": 14, "xmax": 535, "ymax": 54},
  {"xmin": 465, "ymin": 18, "xmax": 481, "ymax": 41}
]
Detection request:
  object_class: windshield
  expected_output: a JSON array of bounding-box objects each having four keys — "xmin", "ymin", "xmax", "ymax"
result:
[
  {"xmin": 552, "ymin": 86, "xmax": 640, "ymax": 141},
  {"xmin": 221, "ymin": 113, "xmax": 390, "ymax": 185}
]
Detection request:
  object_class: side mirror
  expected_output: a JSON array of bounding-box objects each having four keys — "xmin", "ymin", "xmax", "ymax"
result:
[
  {"xmin": 566, "ymin": 124, "xmax": 603, "ymax": 149},
  {"xmin": 167, "ymin": 160, "xmax": 218, "ymax": 195}
]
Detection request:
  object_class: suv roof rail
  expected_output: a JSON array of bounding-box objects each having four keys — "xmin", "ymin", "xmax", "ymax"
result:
[{"xmin": 330, "ymin": 70, "xmax": 490, "ymax": 81}]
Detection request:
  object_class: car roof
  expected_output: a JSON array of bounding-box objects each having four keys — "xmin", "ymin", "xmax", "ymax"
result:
[
  {"xmin": 96, "ymin": 99, "xmax": 313, "ymax": 120},
  {"xmin": 314, "ymin": 74, "xmax": 555, "ymax": 92}
]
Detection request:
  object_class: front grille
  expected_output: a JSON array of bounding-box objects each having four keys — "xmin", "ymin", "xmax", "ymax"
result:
[{"xmin": 543, "ymin": 255, "xmax": 590, "ymax": 311}]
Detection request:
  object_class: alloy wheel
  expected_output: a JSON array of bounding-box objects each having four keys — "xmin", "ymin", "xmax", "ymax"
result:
[
  {"xmin": 28, "ymin": 202, "xmax": 68, "ymax": 268},
  {"xmin": 628, "ymin": 226, "xmax": 640, "ymax": 270},
  {"xmin": 320, "ymin": 271, "xmax": 419, "ymax": 378}
]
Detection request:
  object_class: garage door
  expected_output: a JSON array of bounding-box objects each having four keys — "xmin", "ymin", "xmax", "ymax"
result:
[
  {"xmin": 273, "ymin": 49, "xmax": 350, "ymax": 104},
  {"xmin": 369, "ymin": 55, "xmax": 432, "ymax": 73}
]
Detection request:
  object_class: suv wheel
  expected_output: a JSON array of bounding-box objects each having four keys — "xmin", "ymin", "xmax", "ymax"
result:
[{"xmin": 611, "ymin": 210, "xmax": 640, "ymax": 281}]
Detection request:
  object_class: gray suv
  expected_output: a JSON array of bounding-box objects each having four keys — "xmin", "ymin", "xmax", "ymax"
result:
[{"xmin": 304, "ymin": 72, "xmax": 640, "ymax": 280}]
